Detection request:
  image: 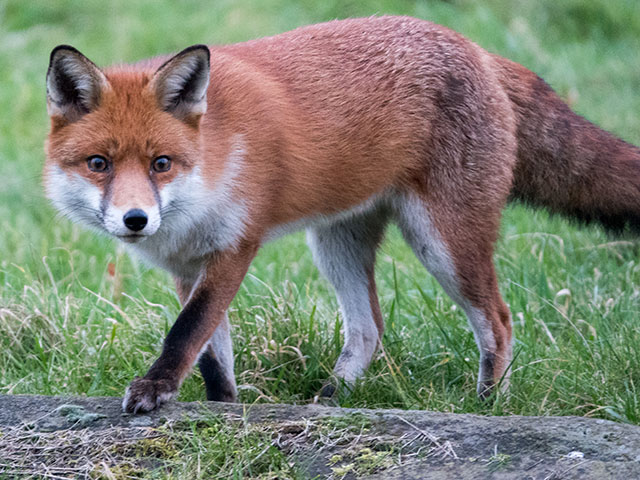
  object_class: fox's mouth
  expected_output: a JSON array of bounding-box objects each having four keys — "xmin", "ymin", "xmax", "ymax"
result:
[{"xmin": 117, "ymin": 234, "xmax": 146, "ymax": 244}]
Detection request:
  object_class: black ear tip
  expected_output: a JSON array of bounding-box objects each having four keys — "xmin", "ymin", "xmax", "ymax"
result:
[
  {"xmin": 180, "ymin": 44, "xmax": 211, "ymax": 63},
  {"xmin": 50, "ymin": 44, "xmax": 80, "ymax": 59},
  {"xmin": 48, "ymin": 45, "xmax": 85, "ymax": 69}
]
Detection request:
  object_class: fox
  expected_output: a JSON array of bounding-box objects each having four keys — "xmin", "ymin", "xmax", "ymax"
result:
[{"xmin": 44, "ymin": 16, "xmax": 640, "ymax": 413}]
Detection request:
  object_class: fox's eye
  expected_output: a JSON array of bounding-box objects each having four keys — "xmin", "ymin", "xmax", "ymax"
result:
[
  {"xmin": 87, "ymin": 155, "xmax": 109, "ymax": 172},
  {"xmin": 152, "ymin": 156, "xmax": 171, "ymax": 173}
]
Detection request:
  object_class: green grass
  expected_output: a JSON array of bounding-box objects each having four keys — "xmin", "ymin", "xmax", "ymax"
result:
[{"xmin": 2, "ymin": 0, "xmax": 640, "ymax": 471}]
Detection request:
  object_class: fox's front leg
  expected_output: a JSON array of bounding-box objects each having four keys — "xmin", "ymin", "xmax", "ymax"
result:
[{"xmin": 123, "ymin": 243, "xmax": 257, "ymax": 413}]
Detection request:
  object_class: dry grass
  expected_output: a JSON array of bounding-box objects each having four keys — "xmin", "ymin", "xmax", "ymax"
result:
[{"xmin": 0, "ymin": 423, "xmax": 161, "ymax": 479}]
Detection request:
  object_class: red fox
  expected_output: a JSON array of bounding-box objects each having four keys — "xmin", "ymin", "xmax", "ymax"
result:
[{"xmin": 44, "ymin": 16, "xmax": 640, "ymax": 413}]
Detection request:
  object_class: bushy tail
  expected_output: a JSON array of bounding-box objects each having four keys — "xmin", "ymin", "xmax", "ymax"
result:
[{"xmin": 493, "ymin": 54, "xmax": 640, "ymax": 234}]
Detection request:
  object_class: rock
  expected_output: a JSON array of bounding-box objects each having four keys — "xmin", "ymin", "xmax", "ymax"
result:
[{"xmin": 1, "ymin": 394, "xmax": 639, "ymax": 478}]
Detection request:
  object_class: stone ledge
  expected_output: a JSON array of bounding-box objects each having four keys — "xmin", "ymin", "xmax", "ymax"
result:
[{"xmin": 1, "ymin": 394, "xmax": 639, "ymax": 479}]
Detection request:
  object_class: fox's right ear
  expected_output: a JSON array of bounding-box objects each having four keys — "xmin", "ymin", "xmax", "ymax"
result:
[
  {"xmin": 46, "ymin": 45, "xmax": 109, "ymax": 123},
  {"xmin": 148, "ymin": 45, "xmax": 210, "ymax": 126}
]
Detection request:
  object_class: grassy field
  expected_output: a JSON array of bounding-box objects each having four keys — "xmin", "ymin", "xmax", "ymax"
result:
[{"xmin": 2, "ymin": 0, "xmax": 640, "ymax": 476}]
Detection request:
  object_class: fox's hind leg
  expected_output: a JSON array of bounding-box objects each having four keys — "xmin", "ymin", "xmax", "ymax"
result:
[
  {"xmin": 306, "ymin": 206, "xmax": 389, "ymax": 399},
  {"xmin": 392, "ymin": 192, "xmax": 513, "ymax": 398},
  {"xmin": 176, "ymin": 279, "xmax": 237, "ymax": 402}
]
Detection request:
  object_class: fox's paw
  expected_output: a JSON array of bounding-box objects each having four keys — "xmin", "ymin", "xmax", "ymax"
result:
[
  {"xmin": 122, "ymin": 377, "xmax": 177, "ymax": 414},
  {"xmin": 313, "ymin": 380, "xmax": 340, "ymax": 406}
]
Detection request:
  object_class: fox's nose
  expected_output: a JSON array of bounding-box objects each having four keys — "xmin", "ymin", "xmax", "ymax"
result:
[{"xmin": 123, "ymin": 209, "xmax": 148, "ymax": 232}]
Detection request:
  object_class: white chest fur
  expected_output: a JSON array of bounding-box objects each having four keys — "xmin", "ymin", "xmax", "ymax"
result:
[{"xmin": 128, "ymin": 137, "xmax": 248, "ymax": 282}]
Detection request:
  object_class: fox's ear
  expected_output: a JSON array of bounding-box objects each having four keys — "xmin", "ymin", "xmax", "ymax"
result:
[
  {"xmin": 148, "ymin": 45, "xmax": 210, "ymax": 124},
  {"xmin": 46, "ymin": 45, "xmax": 109, "ymax": 123}
]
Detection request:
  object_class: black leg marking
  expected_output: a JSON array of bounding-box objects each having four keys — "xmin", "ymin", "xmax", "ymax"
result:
[
  {"xmin": 198, "ymin": 351, "xmax": 236, "ymax": 402},
  {"xmin": 146, "ymin": 288, "xmax": 211, "ymax": 381},
  {"xmin": 123, "ymin": 288, "xmax": 214, "ymax": 413},
  {"xmin": 478, "ymin": 352, "xmax": 496, "ymax": 400}
]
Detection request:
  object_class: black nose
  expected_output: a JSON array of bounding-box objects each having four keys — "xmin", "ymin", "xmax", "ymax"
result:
[{"xmin": 123, "ymin": 209, "xmax": 148, "ymax": 232}]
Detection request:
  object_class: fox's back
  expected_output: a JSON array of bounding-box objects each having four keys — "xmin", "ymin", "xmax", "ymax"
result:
[{"xmin": 202, "ymin": 16, "xmax": 517, "ymax": 226}]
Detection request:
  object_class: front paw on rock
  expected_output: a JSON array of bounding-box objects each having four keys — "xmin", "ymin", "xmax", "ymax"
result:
[{"xmin": 122, "ymin": 377, "xmax": 177, "ymax": 413}]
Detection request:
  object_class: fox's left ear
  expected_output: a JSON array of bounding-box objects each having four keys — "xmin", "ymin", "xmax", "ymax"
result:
[
  {"xmin": 46, "ymin": 45, "xmax": 109, "ymax": 123},
  {"xmin": 148, "ymin": 45, "xmax": 210, "ymax": 125}
]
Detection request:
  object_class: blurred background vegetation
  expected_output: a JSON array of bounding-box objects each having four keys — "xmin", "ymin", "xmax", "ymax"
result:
[{"xmin": 2, "ymin": 0, "xmax": 640, "ymax": 424}]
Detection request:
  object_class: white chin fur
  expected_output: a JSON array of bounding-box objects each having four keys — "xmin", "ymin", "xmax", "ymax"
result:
[{"xmin": 118, "ymin": 235, "xmax": 147, "ymax": 244}]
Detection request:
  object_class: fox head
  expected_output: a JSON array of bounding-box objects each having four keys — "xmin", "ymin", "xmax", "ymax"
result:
[{"xmin": 44, "ymin": 44, "xmax": 211, "ymax": 244}]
